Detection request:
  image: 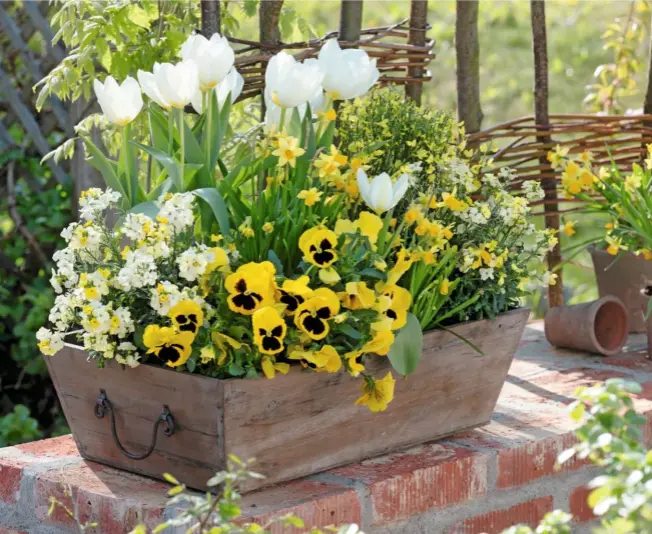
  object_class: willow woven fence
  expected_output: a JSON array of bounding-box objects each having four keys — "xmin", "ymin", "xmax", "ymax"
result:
[
  {"xmin": 230, "ymin": 18, "xmax": 434, "ymax": 101},
  {"xmin": 469, "ymin": 114, "xmax": 652, "ymax": 216}
]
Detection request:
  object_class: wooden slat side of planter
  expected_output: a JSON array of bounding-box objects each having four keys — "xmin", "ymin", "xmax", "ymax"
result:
[
  {"xmin": 45, "ymin": 347, "xmax": 225, "ymax": 490},
  {"xmin": 45, "ymin": 308, "xmax": 528, "ymax": 492},
  {"xmin": 224, "ymin": 308, "xmax": 529, "ymax": 490}
]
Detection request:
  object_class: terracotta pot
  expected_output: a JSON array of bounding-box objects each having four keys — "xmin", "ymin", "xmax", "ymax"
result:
[
  {"xmin": 591, "ymin": 247, "xmax": 652, "ymax": 333},
  {"xmin": 544, "ymin": 296, "xmax": 628, "ymax": 356}
]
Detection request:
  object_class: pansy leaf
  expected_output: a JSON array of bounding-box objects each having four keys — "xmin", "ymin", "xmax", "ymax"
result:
[
  {"xmin": 339, "ymin": 324, "xmax": 363, "ymax": 340},
  {"xmin": 387, "ymin": 312, "xmax": 423, "ymax": 376}
]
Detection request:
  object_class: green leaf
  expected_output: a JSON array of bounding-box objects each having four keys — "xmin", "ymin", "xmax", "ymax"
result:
[
  {"xmin": 128, "ymin": 4, "xmax": 152, "ymax": 28},
  {"xmin": 339, "ymin": 324, "xmax": 363, "ymax": 340},
  {"xmin": 569, "ymin": 401, "xmax": 586, "ymax": 422},
  {"xmin": 81, "ymin": 136, "xmax": 127, "ymax": 206},
  {"xmin": 387, "ymin": 312, "xmax": 423, "ymax": 376},
  {"xmin": 193, "ymin": 188, "xmax": 231, "ymax": 236},
  {"xmin": 267, "ymin": 250, "xmax": 283, "ymax": 274},
  {"xmin": 131, "ymin": 141, "xmax": 185, "ymax": 192}
]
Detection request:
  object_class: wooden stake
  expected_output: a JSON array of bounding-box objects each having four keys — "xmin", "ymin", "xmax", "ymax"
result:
[
  {"xmin": 406, "ymin": 0, "xmax": 428, "ymax": 105},
  {"xmin": 200, "ymin": 0, "xmax": 220, "ymax": 36},
  {"xmin": 339, "ymin": 0, "xmax": 364, "ymax": 42},
  {"xmin": 455, "ymin": 0, "xmax": 483, "ymax": 132},
  {"xmin": 531, "ymin": 0, "xmax": 563, "ymax": 308}
]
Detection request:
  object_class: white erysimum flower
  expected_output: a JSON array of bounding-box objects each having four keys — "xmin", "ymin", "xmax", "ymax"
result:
[
  {"xmin": 116, "ymin": 250, "xmax": 158, "ymax": 290},
  {"xmin": 177, "ymin": 248, "xmax": 208, "ymax": 282},
  {"xmin": 150, "ymin": 281, "xmax": 182, "ymax": 316},
  {"xmin": 110, "ymin": 307, "xmax": 135, "ymax": 339},
  {"xmin": 157, "ymin": 192, "xmax": 196, "ymax": 233},
  {"xmin": 181, "ymin": 33, "xmax": 235, "ymax": 90},
  {"xmin": 93, "ymin": 76, "xmax": 143, "ymax": 126},
  {"xmin": 190, "ymin": 68, "xmax": 244, "ymax": 114},
  {"xmin": 144, "ymin": 60, "xmax": 199, "ymax": 109},
  {"xmin": 265, "ymin": 51, "xmax": 324, "ymax": 109},
  {"xmin": 116, "ymin": 342, "xmax": 140, "ymax": 368},
  {"xmin": 479, "ymin": 267, "xmax": 495, "ymax": 281},
  {"xmin": 36, "ymin": 328, "xmax": 64, "ymax": 356},
  {"xmin": 356, "ymin": 169, "xmax": 409, "ymax": 214},
  {"xmin": 78, "ymin": 188, "xmax": 121, "ymax": 222},
  {"xmin": 316, "ymin": 39, "xmax": 379, "ymax": 100}
]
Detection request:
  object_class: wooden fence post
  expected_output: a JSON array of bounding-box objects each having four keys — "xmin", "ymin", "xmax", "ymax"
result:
[
  {"xmin": 200, "ymin": 0, "xmax": 221, "ymax": 36},
  {"xmin": 260, "ymin": 0, "xmax": 284, "ymax": 46},
  {"xmin": 340, "ymin": 0, "xmax": 364, "ymax": 42},
  {"xmin": 455, "ymin": 0, "xmax": 483, "ymax": 132},
  {"xmin": 644, "ymin": 27, "xmax": 652, "ymax": 114},
  {"xmin": 406, "ymin": 0, "xmax": 428, "ymax": 104},
  {"xmin": 531, "ymin": 0, "xmax": 563, "ymax": 308}
]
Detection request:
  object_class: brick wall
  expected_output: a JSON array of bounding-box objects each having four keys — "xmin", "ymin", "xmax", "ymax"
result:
[{"xmin": 1, "ymin": 323, "xmax": 651, "ymax": 534}]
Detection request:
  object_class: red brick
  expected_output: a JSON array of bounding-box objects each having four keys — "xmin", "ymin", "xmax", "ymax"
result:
[
  {"xmin": 330, "ymin": 443, "xmax": 487, "ymax": 525},
  {"xmin": 0, "ymin": 529, "xmax": 28, "ymax": 534},
  {"xmin": 570, "ymin": 485, "xmax": 595, "ymax": 523},
  {"xmin": 497, "ymin": 432, "xmax": 587, "ymax": 488},
  {"xmin": 16, "ymin": 435, "xmax": 79, "ymax": 457},
  {"xmin": 240, "ymin": 479, "xmax": 361, "ymax": 534},
  {"xmin": 0, "ymin": 463, "xmax": 22, "ymax": 504},
  {"xmin": 447, "ymin": 496, "xmax": 553, "ymax": 534}
]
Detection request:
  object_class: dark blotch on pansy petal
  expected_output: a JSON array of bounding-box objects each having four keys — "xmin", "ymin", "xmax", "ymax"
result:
[
  {"xmin": 262, "ymin": 336, "xmax": 282, "ymax": 352},
  {"xmin": 158, "ymin": 344, "xmax": 183, "ymax": 364},
  {"xmin": 312, "ymin": 250, "xmax": 334, "ymax": 266},
  {"xmin": 301, "ymin": 315, "xmax": 326, "ymax": 336},
  {"xmin": 232, "ymin": 292, "xmax": 261, "ymax": 311}
]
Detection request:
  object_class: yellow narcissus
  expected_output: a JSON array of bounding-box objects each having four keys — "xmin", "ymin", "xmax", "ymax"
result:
[{"xmin": 143, "ymin": 325, "xmax": 194, "ymax": 368}]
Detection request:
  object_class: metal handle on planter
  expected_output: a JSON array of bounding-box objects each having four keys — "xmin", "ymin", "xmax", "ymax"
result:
[{"xmin": 94, "ymin": 389, "xmax": 175, "ymax": 461}]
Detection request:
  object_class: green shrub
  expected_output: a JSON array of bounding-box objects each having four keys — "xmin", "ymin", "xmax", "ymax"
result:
[{"xmin": 0, "ymin": 405, "xmax": 42, "ymax": 447}]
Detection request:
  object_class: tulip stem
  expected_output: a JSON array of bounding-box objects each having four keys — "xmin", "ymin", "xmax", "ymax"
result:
[
  {"xmin": 205, "ymin": 90, "xmax": 212, "ymax": 180},
  {"xmin": 377, "ymin": 208, "xmax": 394, "ymax": 255},
  {"xmin": 177, "ymin": 107, "xmax": 185, "ymax": 193},
  {"xmin": 279, "ymin": 107, "xmax": 287, "ymax": 134}
]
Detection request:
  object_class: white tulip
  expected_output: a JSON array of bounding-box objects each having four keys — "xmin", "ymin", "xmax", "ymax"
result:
[
  {"xmin": 265, "ymin": 51, "xmax": 324, "ymax": 109},
  {"xmin": 356, "ymin": 169, "xmax": 409, "ymax": 214},
  {"xmin": 93, "ymin": 76, "xmax": 143, "ymax": 126},
  {"xmin": 190, "ymin": 68, "xmax": 244, "ymax": 114},
  {"xmin": 146, "ymin": 60, "xmax": 199, "ymax": 109},
  {"xmin": 317, "ymin": 39, "xmax": 380, "ymax": 100},
  {"xmin": 137, "ymin": 64, "xmax": 170, "ymax": 110},
  {"xmin": 263, "ymin": 85, "xmax": 324, "ymax": 131},
  {"xmin": 181, "ymin": 33, "xmax": 235, "ymax": 90}
]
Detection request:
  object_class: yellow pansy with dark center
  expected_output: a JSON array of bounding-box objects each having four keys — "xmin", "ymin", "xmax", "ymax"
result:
[
  {"xmin": 253, "ymin": 307, "xmax": 287, "ymax": 355},
  {"xmin": 225, "ymin": 262, "xmax": 276, "ymax": 315},
  {"xmin": 169, "ymin": 300, "xmax": 204, "ymax": 335},
  {"xmin": 143, "ymin": 325, "xmax": 194, "ymax": 368},
  {"xmin": 294, "ymin": 288, "xmax": 340, "ymax": 341},
  {"xmin": 299, "ymin": 227, "xmax": 339, "ymax": 268},
  {"xmin": 338, "ymin": 281, "xmax": 376, "ymax": 310},
  {"xmin": 278, "ymin": 276, "xmax": 313, "ymax": 314},
  {"xmin": 377, "ymin": 285, "xmax": 412, "ymax": 329}
]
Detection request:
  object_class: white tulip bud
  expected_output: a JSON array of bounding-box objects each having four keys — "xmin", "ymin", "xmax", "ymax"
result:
[
  {"xmin": 181, "ymin": 33, "xmax": 235, "ymax": 91},
  {"xmin": 93, "ymin": 76, "xmax": 143, "ymax": 126},
  {"xmin": 317, "ymin": 39, "xmax": 380, "ymax": 100},
  {"xmin": 356, "ymin": 169, "xmax": 409, "ymax": 214}
]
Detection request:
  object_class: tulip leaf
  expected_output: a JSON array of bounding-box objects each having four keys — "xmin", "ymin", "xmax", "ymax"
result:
[
  {"xmin": 318, "ymin": 119, "xmax": 336, "ymax": 148},
  {"xmin": 132, "ymin": 141, "xmax": 185, "ymax": 192},
  {"xmin": 387, "ymin": 312, "xmax": 423, "ymax": 376},
  {"xmin": 147, "ymin": 177, "xmax": 174, "ymax": 201},
  {"xmin": 193, "ymin": 187, "xmax": 231, "ymax": 236},
  {"xmin": 81, "ymin": 136, "xmax": 128, "ymax": 207},
  {"xmin": 148, "ymin": 105, "xmax": 171, "ymax": 152}
]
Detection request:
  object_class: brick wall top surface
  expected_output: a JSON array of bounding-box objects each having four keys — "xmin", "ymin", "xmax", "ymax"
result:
[{"xmin": 2, "ymin": 322, "xmax": 652, "ymax": 534}]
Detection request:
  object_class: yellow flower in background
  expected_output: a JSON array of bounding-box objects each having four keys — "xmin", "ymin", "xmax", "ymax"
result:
[
  {"xmin": 323, "ymin": 108, "xmax": 337, "ymax": 122},
  {"xmin": 297, "ymin": 188, "xmax": 323, "ymax": 207},
  {"xmin": 294, "ymin": 288, "xmax": 340, "ymax": 340},
  {"xmin": 253, "ymin": 306, "xmax": 287, "ymax": 355},
  {"xmin": 299, "ymin": 227, "xmax": 339, "ymax": 268},
  {"xmin": 143, "ymin": 325, "xmax": 194, "ymax": 368},
  {"xmin": 385, "ymin": 248, "xmax": 415, "ymax": 287},
  {"xmin": 205, "ymin": 247, "xmax": 229, "ymax": 273},
  {"xmin": 561, "ymin": 220, "xmax": 576, "ymax": 237},
  {"xmin": 261, "ymin": 355, "xmax": 290, "ymax": 379},
  {"xmin": 637, "ymin": 249, "xmax": 652, "ymax": 260},
  {"xmin": 440, "ymin": 279, "xmax": 450, "ymax": 295},
  {"xmin": 225, "ymin": 262, "xmax": 276, "ymax": 315},
  {"xmin": 578, "ymin": 169, "xmax": 595, "ymax": 189},
  {"xmin": 547, "ymin": 144, "xmax": 569, "ymax": 169},
  {"xmin": 272, "ymin": 135, "xmax": 305, "ymax": 168},
  {"xmin": 200, "ymin": 345, "xmax": 216, "ymax": 364},
  {"xmin": 404, "ymin": 206, "xmax": 423, "ymax": 225},
  {"xmin": 578, "ymin": 151, "xmax": 593, "ymax": 165},
  {"xmin": 606, "ymin": 235, "xmax": 627, "ymax": 256},
  {"xmin": 625, "ymin": 173, "xmax": 642, "ymax": 193},
  {"xmin": 355, "ymin": 372, "xmax": 396, "ymax": 412},
  {"xmin": 262, "ymin": 222, "xmax": 274, "ymax": 233},
  {"xmin": 314, "ymin": 145, "xmax": 348, "ymax": 179},
  {"xmin": 169, "ymin": 300, "xmax": 204, "ymax": 335},
  {"xmin": 441, "ymin": 192, "xmax": 468, "ymax": 212},
  {"xmin": 278, "ymin": 276, "xmax": 313, "ymax": 314},
  {"xmin": 339, "ymin": 281, "xmax": 376, "ymax": 310}
]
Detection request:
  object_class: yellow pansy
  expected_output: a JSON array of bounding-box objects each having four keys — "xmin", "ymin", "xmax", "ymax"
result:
[
  {"xmin": 261, "ymin": 356, "xmax": 290, "ymax": 379},
  {"xmin": 355, "ymin": 372, "xmax": 396, "ymax": 412},
  {"xmin": 299, "ymin": 227, "xmax": 339, "ymax": 268},
  {"xmin": 385, "ymin": 248, "xmax": 415, "ymax": 287},
  {"xmin": 345, "ymin": 350, "xmax": 365, "ymax": 377},
  {"xmin": 339, "ymin": 281, "xmax": 376, "ymax": 310},
  {"xmin": 253, "ymin": 307, "xmax": 287, "ymax": 355},
  {"xmin": 200, "ymin": 345, "xmax": 216, "ymax": 364},
  {"xmin": 318, "ymin": 267, "xmax": 341, "ymax": 285},
  {"xmin": 362, "ymin": 329, "xmax": 395, "ymax": 356},
  {"xmin": 278, "ymin": 276, "xmax": 313, "ymax": 314},
  {"xmin": 294, "ymin": 288, "xmax": 340, "ymax": 340},
  {"xmin": 205, "ymin": 247, "xmax": 229, "ymax": 273},
  {"xmin": 272, "ymin": 135, "xmax": 305, "ymax": 168},
  {"xmin": 169, "ymin": 300, "xmax": 204, "ymax": 335},
  {"xmin": 211, "ymin": 331, "xmax": 243, "ymax": 365},
  {"xmin": 143, "ymin": 325, "xmax": 194, "ymax": 368},
  {"xmin": 375, "ymin": 285, "xmax": 411, "ymax": 330},
  {"xmin": 225, "ymin": 262, "xmax": 276, "ymax": 315},
  {"xmin": 289, "ymin": 344, "xmax": 342, "ymax": 373}
]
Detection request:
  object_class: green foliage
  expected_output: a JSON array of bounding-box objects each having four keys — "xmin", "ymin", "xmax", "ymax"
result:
[
  {"xmin": 0, "ymin": 405, "xmax": 42, "ymax": 447},
  {"xmin": 337, "ymin": 87, "xmax": 455, "ymax": 189},
  {"xmin": 501, "ymin": 511, "xmax": 573, "ymax": 534}
]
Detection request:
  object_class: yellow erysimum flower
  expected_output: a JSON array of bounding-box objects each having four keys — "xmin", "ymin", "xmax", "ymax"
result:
[
  {"xmin": 225, "ymin": 262, "xmax": 276, "ymax": 315},
  {"xmin": 294, "ymin": 288, "xmax": 340, "ymax": 340},
  {"xmin": 272, "ymin": 135, "xmax": 305, "ymax": 168},
  {"xmin": 339, "ymin": 281, "xmax": 376, "ymax": 310},
  {"xmin": 143, "ymin": 325, "xmax": 194, "ymax": 368},
  {"xmin": 440, "ymin": 192, "xmax": 468, "ymax": 212},
  {"xmin": 356, "ymin": 372, "xmax": 396, "ymax": 412},
  {"xmin": 299, "ymin": 227, "xmax": 339, "ymax": 268},
  {"xmin": 253, "ymin": 306, "xmax": 287, "ymax": 355},
  {"xmin": 561, "ymin": 220, "xmax": 576, "ymax": 237},
  {"xmin": 297, "ymin": 188, "xmax": 323, "ymax": 207},
  {"xmin": 169, "ymin": 300, "xmax": 204, "ymax": 336}
]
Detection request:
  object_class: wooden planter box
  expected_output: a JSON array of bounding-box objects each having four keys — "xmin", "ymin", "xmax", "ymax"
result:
[{"xmin": 45, "ymin": 308, "xmax": 528, "ymax": 492}]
